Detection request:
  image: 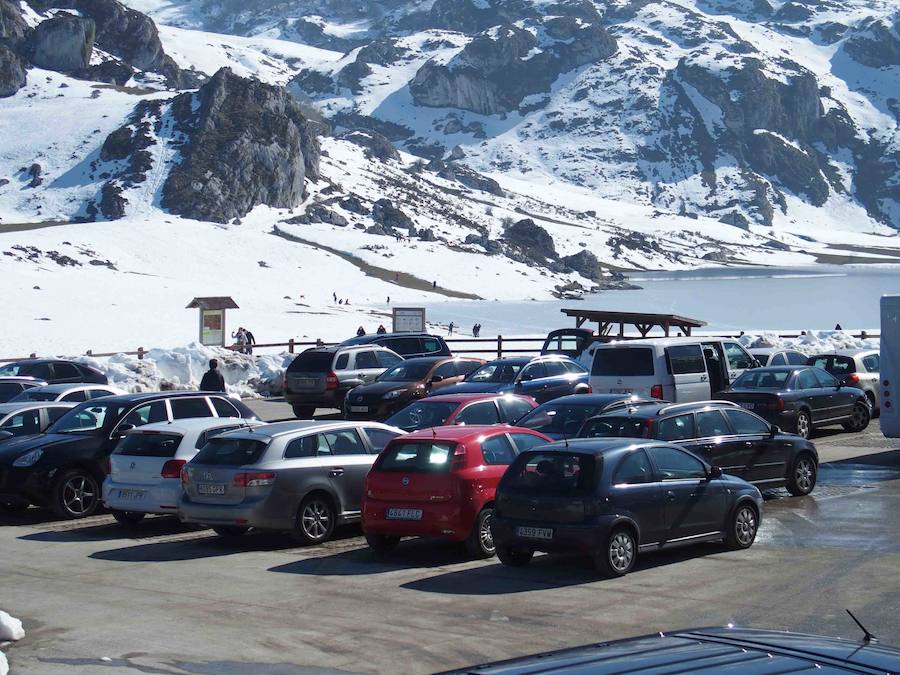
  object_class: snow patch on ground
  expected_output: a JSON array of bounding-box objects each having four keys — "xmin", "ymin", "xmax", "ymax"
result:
[{"xmin": 0, "ymin": 612, "xmax": 24, "ymax": 642}]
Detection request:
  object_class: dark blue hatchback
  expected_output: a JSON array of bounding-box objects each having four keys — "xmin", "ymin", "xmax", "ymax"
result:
[{"xmin": 515, "ymin": 394, "xmax": 656, "ymax": 440}]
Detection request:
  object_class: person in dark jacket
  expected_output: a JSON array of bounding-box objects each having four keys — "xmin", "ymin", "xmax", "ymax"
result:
[{"xmin": 199, "ymin": 359, "xmax": 226, "ymax": 392}]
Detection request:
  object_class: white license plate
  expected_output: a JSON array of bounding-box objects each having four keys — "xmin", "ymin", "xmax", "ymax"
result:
[
  {"xmin": 197, "ymin": 483, "xmax": 226, "ymax": 496},
  {"xmin": 116, "ymin": 489, "xmax": 146, "ymax": 501},
  {"xmin": 386, "ymin": 508, "xmax": 423, "ymax": 520},
  {"xmin": 609, "ymin": 388, "xmax": 632, "ymax": 394},
  {"xmin": 738, "ymin": 402, "xmax": 756, "ymax": 410},
  {"xmin": 516, "ymin": 526, "xmax": 553, "ymax": 540},
  {"xmin": 293, "ymin": 377, "xmax": 316, "ymax": 387},
  {"xmin": 350, "ymin": 406, "xmax": 369, "ymax": 413}
]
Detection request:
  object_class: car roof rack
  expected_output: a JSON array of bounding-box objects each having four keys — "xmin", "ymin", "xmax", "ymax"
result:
[
  {"xmin": 602, "ymin": 399, "xmax": 663, "ymax": 413},
  {"xmin": 656, "ymin": 400, "xmax": 741, "ymax": 416}
]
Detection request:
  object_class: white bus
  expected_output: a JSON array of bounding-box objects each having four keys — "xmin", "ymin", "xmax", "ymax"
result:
[{"xmin": 881, "ymin": 295, "xmax": 899, "ymax": 438}]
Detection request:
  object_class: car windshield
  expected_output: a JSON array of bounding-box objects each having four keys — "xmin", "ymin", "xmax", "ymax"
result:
[
  {"xmin": 376, "ymin": 442, "xmax": 455, "ymax": 473},
  {"xmin": 377, "ymin": 362, "xmax": 433, "ymax": 382},
  {"xmin": 732, "ymin": 369, "xmax": 792, "ymax": 389},
  {"xmin": 466, "ymin": 362, "xmax": 523, "ymax": 383},
  {"xmin": 10, "ymin": 390, "xmax": 57, "ymax": 402},
  {"xmin": 579, "ymin": 416, "xmax": 648, "ymax": 438},
  {"xmin": 47, "ymin": 403, "xmax": 125, "ymax": 434},
  {"xmin": 193, "ymin": 437, "xmax": 269, "ymax": 466},
  {"xmin": 385, "ymin": 401, "xmax": 461, "ymax": 431},
  {"xmin": 518, "ymin": 404, "xmax": 609, "ymax": 436},
  {"xmin": 0, "ymin": 364, "xmax": 22, "ymax": 376},
  {"xmin": 504, "ymin": 452, "xmax": 598, "ymax": 495}
]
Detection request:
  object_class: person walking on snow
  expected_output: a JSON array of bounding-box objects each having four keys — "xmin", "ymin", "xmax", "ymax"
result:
[
  {"xmin": 199, "ymin": 359, "xmax": 226, "ymax": 393},
  {"xmin": 448, "ymin": 322, "xmax": 455, "ymax": 336}
]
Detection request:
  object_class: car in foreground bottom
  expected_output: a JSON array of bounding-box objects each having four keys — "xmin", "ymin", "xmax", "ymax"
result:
[
  {"xmin": 439, "ymin": 625, "xmax": 900, "ymax": 674},
  {"xmin": 492, "ymin": 439, "xmax": 763, "ymax": 576}
]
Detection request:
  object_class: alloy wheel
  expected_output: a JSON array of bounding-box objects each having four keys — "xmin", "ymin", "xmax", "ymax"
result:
[
  {"xmin": 850, "ymin": 403, "xmax": 868, "ymax": 430},
  {"xmin": 301, "ymin": 500, "xmax": 331, "ymax": 541},
  {"xmin": 734, "ymin": 506, "xmax": 757, "ymax": 547},
  {"xmin": 795, "ymin": 458, "xmax": 814, "ymax": 494},
  {"xmin": 62, "ymin": 474, "xmax": 98, "ymax": 517},
  {"xmin": 480, "ymin": 511, "xmax": 495, "ymax": 554},
  {"xmin": 796, "ymin": 413, "xmax": 810, "ymax": 439},
  {"xmin": 608, "ymin": 531, "xmax": 634, "ymax": 573}
]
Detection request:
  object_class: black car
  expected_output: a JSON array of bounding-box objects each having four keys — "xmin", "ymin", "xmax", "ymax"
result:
[
  {"xmin": 717, "ymin": 366, "xmax": 871, "ymax": 439},
  {"xmin": 438, "ymin": 355, "xmax": 590, "ymax": 404},
  {"xmin": 578, "ymin": 400, "xmax": 819, "ymax": 495},
  {"xmin": 339, "ymin": 332, "xmax": 451, "ymax": 358},
  {"xmin": 514, "ymin": 394, "xmax": 657, "ymax": 441},
  {"xmin": 492, "ymin": 439, "xmax": 763, "ymax": 576},
  {"xmin": 441, "ymin": 625, "xmax": 900, "ymax": 674},
  {"xmin": 0, "ymin": 359, "xmax": 107, "ymax": 385},
  {"xmin": 0, "ymin": 376, "xmax": 47, "ymax": 403},
  {"xmin": 0, "ymin": 391, "xmax": 257, "ymax": 517}
]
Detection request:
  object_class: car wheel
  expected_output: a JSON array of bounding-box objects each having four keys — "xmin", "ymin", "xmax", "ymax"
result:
[
  {"xmin": 496, "ymin": 544, "xmax": 534, "ymax": 567},
  {"xmin": 842, "ymin": 401, "xmax": 871, "ymax": 432},
  {"xmin": 52, "ymin": 469, "xmax": 101, "ymax": 519},
  {"xmin": 291, "ymin": 494, "xmax": 336, "ymax": 545},
  {"xmin": 365, "ymin": 532, "xmax": 400, "ymax": 555},
  {"xmin": 726, "ymin": 503, "xmax": 758, "ymax": 550},
  {"xmin": 111, "ymin": 510, "xmax": 146, "ymax": 526},
  {"xmin": 465, "ymin": 508, "xmax": 496, "ymax": 559},
  {"xmin": 794, "ymin": 410, "xmax": 811, "ymax": 439},
  {"xmin": 292, "ymin": 405, "xmax": 316, "ymax": 419},
  {"xmin": 866, "ymin": 392, "xmax": 879, "ymax": 418},
  {"xmin": 595, "ymin": 527, "xmax": 637, "ymax": 577},
  {"xmin": 212, "ymin": 526, "xmax": 250, "ymax": 539},
  {"xmin": 786, "ymin": 452, "xmax": 817, "ymax": 496}
]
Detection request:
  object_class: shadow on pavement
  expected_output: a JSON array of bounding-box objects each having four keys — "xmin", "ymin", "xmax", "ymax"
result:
[{"xmin": 19, "ymin": 516, "xmax": 201, "ymax": 542}]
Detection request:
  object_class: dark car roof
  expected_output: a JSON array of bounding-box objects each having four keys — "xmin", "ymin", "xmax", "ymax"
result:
[
  {"xmin": 442, "ymin": 626, "xmax": 900, "ymax": 674},
  {"xmin": 594, "ymin": 400, "xmax": 739, "ymax": 419},
  {"xmin": 523, "ymin": 438, "xmax": 654, "ymax": 456},
  {"xmin": 419, "ymin": 393, "xmax": 534, "ymax": 404},
  {"xmin": 535, "ymin": 394, "xmax": 633, "ymax": 407},
  {"xmin": 401, "ymin": 425, "xmax": 534, "ymax": 443},
  {"xmin": 341, "ymin": 332, "xmax": 442, "ymax": 345}
]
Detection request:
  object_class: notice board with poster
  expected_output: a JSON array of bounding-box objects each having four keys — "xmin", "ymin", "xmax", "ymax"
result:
[
  {"xmin": 392, "ymin": 307, "xmax": 426, "ymax": 333},
  {"xmin": 201, "ymin": 309, "xmax": 225, "ymax": 346}
]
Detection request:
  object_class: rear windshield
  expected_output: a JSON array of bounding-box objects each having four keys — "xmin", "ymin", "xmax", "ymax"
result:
[
  {"xmin": 504, "ymin": 452, "xmax": 598, "ymax": 495},
  {"xmin": 808, "ymin": 355, "xmax": 856, "ymax": 376},
  {"xmin": 579, "ymin": 416, "xmax": 648, "ymax": 439},
  {"xmin": 287, "ymin": 351, "xmax": 334, "ymax": 372},
  {"xmin": 376, "ymin": 442, "xmax": 455, "ymax": 473},
  {"xmin": 114, "ymin": 432, "xmax": 183, "ymax": 458},
  {"xmin": 378, "ymin": 362, "xmax": 433, "ymax": 382},
  {"xmin": 193, "ymin": 437, "xmax": 269, "ymax": 465},
  {"xmin": 518, "ymin": 404, "xmax": 609, "ymax": 436},
  {"xmin": 592, "ymin": 348, "xmax": 654, "ymax": 377},
  {"xmin": 466, "ymin": 362, "xmax": 523, "ymax": 383},
  {"xmin": 385, "ymin": 401, "xmax": 460, "ymax": 431},
  {"xmin": 731, "ymin": 370, "xmax": 792, "ymax": 389}
]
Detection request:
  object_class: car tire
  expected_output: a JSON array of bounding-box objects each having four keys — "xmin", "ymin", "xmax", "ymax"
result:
[
  {"xmin": 866, "ymin": 392, "xmax": 879, "ymax": 418},
  {"xmin": 111, "ymin": 510, "xmax": 146, "ymax": 526},
  {"xmin": 725, "ymin": 503, "xmax": 758, "ymax": 550},
  {"xmin": 794, "ymin": 410, "xmax": 811, "ymax": 439},
  {"xmin": 365, "ymin": 532, "xmax": 400, "ymax": 555},
  {"xmin": 464, "ymin": 507, "xmax": 496, "ymax": 559},
  {"xmin": 290, "ymin": 494, "xmax": 336, "ymax": 545},
  {"xmin": 842, "ymin": 400, "xmax": 871, "ymax": 433},
  {"xmin": 212, "ymin": 526, "xmax": 249, "ymax": 539},
  {"xmin": 496, "ymin": 544, "xmax": 534, "ymax": 567},
  {"xmin": 595, "ymin": 527, "xmax": 637, "ymax": 577},
  {"xmin": 51, "ymin": 469, "xmax": 101, "ymax": 519},
  {"xmin": 292, "ymin": 405, "xmax": 316, "ymax": 419},
  {"xmin": 786, "ymin": 452, "xmax": 817, "ymax": 496}
]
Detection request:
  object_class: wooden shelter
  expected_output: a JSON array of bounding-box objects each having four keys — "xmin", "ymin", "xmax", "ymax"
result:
[{"xmin": 561, "ymin": 309, "xmax": 706, "ymax": 339}]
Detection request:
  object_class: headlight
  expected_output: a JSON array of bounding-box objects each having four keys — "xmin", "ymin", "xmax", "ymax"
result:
[
  {"xmin": 383, "ymin": 389, "xmax": 404, "ymax": 400},
  {"xmin": 13, "ymin": 449, "xmax": 43, "ymax": 467}
]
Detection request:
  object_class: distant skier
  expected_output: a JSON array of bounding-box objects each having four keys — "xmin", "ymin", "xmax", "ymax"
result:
[{"xmin": 199, "ymin": 359, "xmax": 226, "ymax": 393}]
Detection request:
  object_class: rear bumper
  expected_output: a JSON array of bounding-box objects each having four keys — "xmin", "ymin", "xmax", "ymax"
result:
[
  {"xmin": 284, "ymin": 388, "xmax": 350, "ymax": 409},
  {"xmin": 178, "ymin": 496, "xmax": 292, "ymax": 530},
  {"xmin": 344, "ymin": 399, "xmax": 408, "ymax": 420},
  {"xmin": 492, "ymin": 515, "xmax": 605, "ymax": 554},
  {"xmin": 362, "ymin": 498, "xmax": 475, "ymax": 541},
  {"xmin": 103, "ymin": 478, "xmax": 181, "ymax": 515}
]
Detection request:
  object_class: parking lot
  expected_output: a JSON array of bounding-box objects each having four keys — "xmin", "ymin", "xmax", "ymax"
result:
[{"xmin": 0, "ymin": 397, "xmax": 897, "ymax": 674}]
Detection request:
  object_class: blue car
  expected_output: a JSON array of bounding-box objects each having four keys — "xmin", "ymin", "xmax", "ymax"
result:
[
  {"xmin": 434, "ymin": 355, "xmax": 590, "ymax": 404},
  {"xmin": 515, "ymin": 394, "xmax": 656, "ymax": 440}
]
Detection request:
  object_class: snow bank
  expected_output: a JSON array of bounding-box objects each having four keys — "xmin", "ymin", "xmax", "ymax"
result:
[
  {"xmin": 738, "ymin": 331, "xmax": 879, "ymax": 353},
  {"xmin": 0, "ymin": 611, "xmax": 24, "ymax": 642},
  {"xmin": 1, "ymin": 650, "xmax": 7, "ymax": 675},
  {"xmin": 72, "ymin": 344, "xmax": 295, "ymax": 398}
]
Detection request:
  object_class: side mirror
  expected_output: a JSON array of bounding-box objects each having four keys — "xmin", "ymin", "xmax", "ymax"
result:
[
  {"xmin": 836, "ymin": 381, "xmax": 844, "ymax": 389},
  {"xmin": 430, "ymin": 375, "xmax": 444, "ymax": 384},
  {"xmin": 0, "ymin": 430, "xmax": 13, "ymax": 441},
  {"xmin": 708, "ymin": 466, "xmax": 723, "ymax": 479},
  {"xmin": 514, "ymin": 380, "xmax": 524, "ymax": 388},
  {"xmin": 769, "ymin": 424, "xmax": 778, "ymax": 438},
  {"xmin": 113, "ymin": 423, "xmax": 135, "ymax": 438}
]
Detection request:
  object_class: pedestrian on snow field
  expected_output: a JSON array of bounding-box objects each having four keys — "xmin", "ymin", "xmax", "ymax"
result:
[
  {"xmin": 448, "ymin": 322, "xmax": 455, "ymax": 335},
  {"xmin": 834, "ymin": 323, "xmax": 843, "ymax": 330},
  {"xmin": 377, "ymin": 324, "xmax": 387, "ymax": 334},
  {"xmin": 333, "ymin": 292, "xmax": 337, "ymax": 302},
  {"xmin": 199, "ymin": 359, "xmax": 226, "ymax": 393},
  {"xmin": 357, "ymin": 326, "xmax": 366, "ymax": 336},
  {"xmin": 387, "ymin": 296, "xmax": 390, "ymax": 304},
  {"xmin": 244, "ymin": 327, "xmax": 256, "ymax": 355},
  {"xmin": 346, "ymin": 299, "xmax": 351, "ymax": 306},
  {"xmin": 432, "ymin": 280, "xmax": 437, "ymax": 289},
  {"xmin": 339, "ymin": 299, "xmax": 344, "ymax": 305},
  {"xmin": 232, "ymin": 327, "xmax": 247, "ymax": 353}
]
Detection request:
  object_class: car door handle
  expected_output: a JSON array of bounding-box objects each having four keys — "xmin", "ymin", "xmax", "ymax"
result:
[
  {"xmin": 329, "ymin": 468, "xmax": 345, "ymax": 477},
  {"xmin": 665, "ymin": 490, "xmax": 677, "ymax": 502}
]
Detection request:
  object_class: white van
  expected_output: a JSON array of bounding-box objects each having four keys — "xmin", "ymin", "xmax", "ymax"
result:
[
  {"xmin": 579, "ymin": 337, "xmax": 757, "ymax": 403},
  {"xmin": 881, "ymin": 295, "xmax": 899, "ymax": 438}
]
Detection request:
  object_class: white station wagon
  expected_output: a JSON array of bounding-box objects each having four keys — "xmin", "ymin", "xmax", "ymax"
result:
[{"xmin": 103, "ymin": 417, "xmax": 265, "ymax": 525}]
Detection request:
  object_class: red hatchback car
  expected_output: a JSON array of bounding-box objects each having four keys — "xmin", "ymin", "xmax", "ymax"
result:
[
  {"xmin": 383, "ymin": 393, "xmax": 538, "ymax": 432},
  {"xmin": 362, "ymin": 425, "xmax": 552, "ymax": 558}
]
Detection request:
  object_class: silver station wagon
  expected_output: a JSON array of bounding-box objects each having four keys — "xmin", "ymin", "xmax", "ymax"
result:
[{"xmin": 179, "ymin": 421, "xmax": 404, "ymax": 544}]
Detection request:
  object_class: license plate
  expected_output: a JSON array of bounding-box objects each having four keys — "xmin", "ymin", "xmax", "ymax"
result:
[
  {"xmin": 738, "ymin": 402, "xmax": 755, "ymax": 410},
  {"xmin": 293, "ymin": 377, "xmax": 316, "ymax": 387},
  {"xmin": 609, "ymin": 388, "xmax": 632, "ymax": 394},
  {"xmin": 386, "ymin": 508, "xmax": 422, "ymax": 520},
  {"xmin": 116, "ymin": 489, "xmax": 146, "ymax": 501},
  {"xmin": 197, "ymin": 483, "xmax": 226, "ymax": 496},
  {"xmin": 516, "ymin": 526, "xmax": 553, "ymax": 540},
  {"xmin": 350, "ymin": 405, "xmax": 369, "ymax": 413}
]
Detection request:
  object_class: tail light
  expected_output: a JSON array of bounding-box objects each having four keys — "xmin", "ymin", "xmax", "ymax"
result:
[
  {"xmin": 585, "ymin": 384, "xmax": 593, "ymax": 394},
  {"xmin": 650, "ymin": 384, "xmax": 664, "ymax": 400},
  {"xmin": 233, "ymin": 471, "xmax": 276, "ymax": 487},
  {"xmin": 325, "ymin": 372, "xmax": 339, "ymax": 390},
  {"xmin": 161, "ymin": 459, "xmax": 186, "ymax": 479},
  {"xmin": 180, "ymin": 467, "xmax": 191, "ymax": 485},
  {"xmin": 450, "ymin": 444, "xmax": 466, "ymax": 471},
  {"xmin": 846, "ymin": 373, "xmax": 860, "ymax": 385},
  {"xmin": 766, "ymin": 397, "xmax": 786, "ymax": 411}
]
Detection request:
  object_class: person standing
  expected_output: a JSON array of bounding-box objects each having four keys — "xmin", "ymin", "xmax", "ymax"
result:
[
  {"xmin": 199, "ymin": 359, "xmax": 226, "ymax": 392},
  {"xmin": 244, "ymin": 327, "xmax": 256, "ymax": 355},
  {"xmin": 357, "ymin": 326, "xmax": 366, "ymax": 336},
  {"xmin": 834, "ymin": 323, "xmax": 843, "ymax": 330},
  {"xmin": 376, "ymin": 324, "xmax": 387, "ymax": 334},
  {"xmin": 448, "ymin": 321, "xmax": 455, "ymax": 336},
  {"xmin": 231, "ymin": 327, "xmax": 247, "ymax": 353}
]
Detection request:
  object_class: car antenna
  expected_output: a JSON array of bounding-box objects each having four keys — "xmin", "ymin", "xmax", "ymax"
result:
[{"xmin": 846, "ymin": 609, "xmax": 878, "ymax": 644}]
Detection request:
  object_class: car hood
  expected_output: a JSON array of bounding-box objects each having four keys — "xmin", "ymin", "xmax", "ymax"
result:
[
  {"xmin": 0, "ymin": 433, "xmax": 85, "ymax": 463},
  {"xmin": 349, "ymin": 382, "xmax": 414, "ymax": 397},
  {"xmin": 440, "ymin": 382, "xmax": 511, "ymax": 395}
]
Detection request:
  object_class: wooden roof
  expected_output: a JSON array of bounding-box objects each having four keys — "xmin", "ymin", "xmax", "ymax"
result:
[
  {"xmin": 185, "ymin": 297, "xmax": 239, "ymax": 310},
  {"xmin": 561, "ymin": 309, "xmax": 706, "ymax": 327}
]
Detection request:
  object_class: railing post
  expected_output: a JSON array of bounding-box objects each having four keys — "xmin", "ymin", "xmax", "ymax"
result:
[
  {"xmin": 497, "ymin": 335, "xmax": 503, "ymax": 359},
  {"xmin": 137, "ymin": 347, "xmax": 144, "ymax": 360},
  {"xmin": 288, "ymin": 338, "xmax": 295, "ymax": 354}
]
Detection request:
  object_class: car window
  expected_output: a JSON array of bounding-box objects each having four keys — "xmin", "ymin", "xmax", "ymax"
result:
[
  {"xmin": 354, "ymin": 351, "xmax": 379, "ymax": 369},
  {"xmin": 480, "ymin": 434, "xmax": 517, "ymax": 465},
  {"xmin": 723, "ymin": 409, "xmax": 770, "ymax": 435},
  {"xmin": 377, "ymin": 441, "xmax": 454, "ymax": 473},
  {"xmin": 334, "ymin": 353, "xmax": 350, "ymax": 370},
  {"xmin": 123, "ymin": 401, "xmax": 168, "ymax": 427},
  {"xmin": 579, "ymin": 416, "xmax": 647, "ymax": 438},
  {"xmin": 195, "ymin": 425, "xmax": 244, "ymax": 449},
  {"xmin": 29, "ymin": 363, "xmax": 53, "ymax": 380},
  {"xmin": 422, "ymin": 337, "xmax": 442, "ymax": 354},
  {"xmin": 385, "ymin": 401, "xmax": 459, "ymax": 431},
  {"xmin": 455, "ymin": 401, "xmax": 500, "ymax": 425},
  {"xmin": 797, "ymin": 369, "xmax": 819, "ymax": 390},
  {"xmin": 813, "ymin": 369, "xmax": 840, "ymax": 388},
  {"xmin": 862, "ymin": 354, "xmax": 879, "ymax": 372},
  {"xmin": 825, "ymin": 356, "xmax": 855, "ymax": 376},
  {"xmin": 504, "ymin": 452, "xmax": 597, "ymax": 494},
  {"xmin": 362, "ymin": 427, "xmax": 401, "ymax": 454},
  {"xmin": 650, "ymin": 446, "xmax": 706, "ymax": 480},
  {"xmin": 542, "ymin": 361, "xmax": 569, "ymax": 377},
  {"xmin": 284, "ymin": 435, "xmax": 317, "ymax": 459},
  {"xmin": 614, "ymin": 450, "xmax": 654, "ymax": 485},
  {"xmin": 0, "ymin": 383, "xmax": 22, "ymax": 401},
  {"xmin": 376, "ymin": 351, "xmax": 403, "ymax": 368},
  {"xmin": 432, "ymin": 362, "xmax": 457, "ymax": 380},
  {"xmin": 786, "ymin": 351, "xmax": 808, "ymax": 366},
  {"xmin": 62, "ymin": 390, "xmax": 88, "ymax": 402},
  {"xmin": 564, "ymin": 360, "xmax": 587, "ymax": 374},
  {"xmin": 1, "ymin": 409, "xmax": 42, "ymax": 436},
  {"xmin": 88, "ymin": 388, "xmax": 116, "ymax": 400},
  {"xmin": 47, "ymin": 406, "xmax": 70, "ymax": 423},
  {"xmin": 592, "ymin": 348, "xmax": 654, "ymax": 377},
  {"xmin": 455, "ymin": 360, "xmax": 483, "ymax": 377},
  {"xmin": 723, "ymin": 343, "xmax": 754, "ymax": 370},
  {"xmin": 497, "ymin": 397, "xmax": 534, "ymax": 423},
  {"xmin": 732, "ymin": 369, "xmax": 791, "ymax": 389},
  {"xmin": 193, "ymin": 437, "xmax": 268, "ymax": 465},
  {"xmin": 388, "ymin": 337, "xmax": 421, "ymax": 355},
  {"xmin": 311, "ymin": 434, "xmax": 336, "ymax": 457},
  {"xmin": 769, "ymin": 353, "xmax": 786, "ymax": 366},
  {"xmin": 519, "ymin": 363, "xmax": 547, "ymax": 381},
  {"xmin": 696, "ymin": 410, "xmax": 730, "ymax": 437},
  {"xmin": 210, "ymin": 397, "xmax": 240, "ymax": 418},
  {"xmin": 657, "ymin": 414, "xmax": 695, "ymax": 441},
  {"xmin": 114, "ymin": 432, "xmax": 183, "ymax": 457},
  {"xmin": 54, "ymin": 362, "xmax": 81, "ymax": 380},
  {"xmin": 322, "ymin": 429, "xmax": 367, "ymax": 455},
  {"xmin": 170, "ymin": 397, "xmax": 214, "ymax": 419},
  {"xmin": 509, "ymin": 433, "xmax": 547, "ymax": 453},
  {"xmin": 666, "ymin": 345, "xmax": 706, "ymax": 374}
]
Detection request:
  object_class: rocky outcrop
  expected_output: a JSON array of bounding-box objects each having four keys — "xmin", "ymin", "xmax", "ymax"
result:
[
  {"xmin": 844, "ymin": 16, "xmax": 900, "ymax": 68},
  {"xmin": 560, "ymin": 250, "xmax": 602, "ymax": 281},
  {"xmin": 338, "ymin": 130, "xmax": 400, "ymax": 162},
  {"xmin": 0, "ymin": 44, "xmax": 25, "ymax": 97},
  {"xmin": 503, "ymin": 218, "xmax": 557, "ymax": 263},
  {"xmin": 372, "ymin": 198, "xmax": 413, "ymax": 231},
  {"xmin": 0, "ymin": 0, "xmax": 27, "ymax": 47},
  {"xmin": 25, "ymin": 16, "xmax": 94, "ymax": 71},
  {"xmin": 161, "ymin": 68, "xmax": 320, "ymax": 223},
  {"xmin": 75, "ymin": 58, "xmax": 134, "ymax": 85}
]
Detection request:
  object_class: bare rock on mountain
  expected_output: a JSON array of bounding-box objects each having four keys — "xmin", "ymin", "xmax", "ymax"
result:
[
  {"xmin": 0, "ymin": 0, "xmax": 28, "ymax": 47},
  {"xmin": 844, "ymin": 15, "xmax": 900, "ymax": 68},
  {"xmin": 503, "ymin": 218, "xmax": 557, "ymax": 263},
  {"xmin": 338, "ymin": 130, "xmax": 400, "ymax": 162},
  {"xmin": 161, "ymin": 67, "xmax": 320, "ymax": 223},
  {"xmin": 75, "ymin": 58, "xmax": 134, "ymax": 85},
  {"xmin": 560, "ymin": 250, "xmax": 603, "ymax": 281},
  {"xmin": 372, "ymin": 199, "xmax": 413, "ymax": 231},
  {"xmin": 25, "ymin": 16, "xmax": 94, "ymax": 72},
  {"xmin": 0, "ymin": 44, "xmax": 26, "ymax": 97}
]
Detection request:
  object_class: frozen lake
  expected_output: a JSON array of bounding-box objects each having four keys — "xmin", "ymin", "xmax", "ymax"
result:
[{"xmin": 423, "ymin": 265, "xmax": 900, "ymax": 335}]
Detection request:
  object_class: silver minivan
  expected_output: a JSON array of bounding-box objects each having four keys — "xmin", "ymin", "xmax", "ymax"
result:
[
  {"xmin": 179, "ymin": 420, "xmax": 404, "ymax": 544},
  {"xmin": 580, "ymin": 337, "xmax": 757, "ymax": 402}
]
